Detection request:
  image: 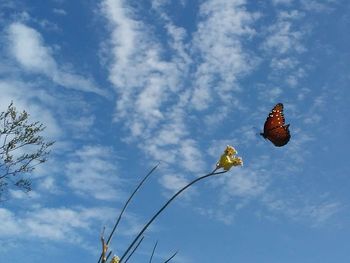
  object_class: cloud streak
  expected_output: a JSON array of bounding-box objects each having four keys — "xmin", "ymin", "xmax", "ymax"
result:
[
  {"xmin": 190, "ymin": 0, "xmax": 259, "ymax": 110},
  {"xmin": 0, "ymin": 206, "xmax": 114, "ymax": 243},
  {"xmin": 101, "ymin": 0, "xmax": 261, "ymax": 175},
  {"xmin": 7, "ymin": 22, "xmax": 106, "ymax": 96},
  {"xmin": 66, "ymin": 145, "xmax": 123, "ymax": 201},
  {"xmin": 100, "ymin": 2, "xmax": 344, "ymax": 229}
]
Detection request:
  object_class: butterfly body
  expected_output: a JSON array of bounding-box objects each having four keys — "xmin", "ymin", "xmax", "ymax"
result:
[{"xmin": 260, "ymin": 103, "xmax": 291, "ymax": 147}]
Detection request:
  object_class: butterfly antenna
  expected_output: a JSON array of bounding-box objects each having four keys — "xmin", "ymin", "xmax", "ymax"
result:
[{"xmin": 252, "ymin": 126, "xmax": 263, "ymax": 138}]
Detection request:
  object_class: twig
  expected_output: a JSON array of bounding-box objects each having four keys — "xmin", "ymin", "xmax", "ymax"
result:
[{"xmin": 101, "ymin": 232, "xmax": 108, "ymax": 263}]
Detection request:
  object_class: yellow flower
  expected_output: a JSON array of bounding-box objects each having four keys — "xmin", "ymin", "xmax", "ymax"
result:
[
  {"xmin": 110, "ymin": 255, "xmax": 120, "ymax": 263},
  {"xmin": 216, "ymin": 145, "xmax": 243, "ymax": 171},
  {"xmin": 232, "ymin": 156, "xmax": 243, "ymax": 166},
  {"xmin": 225, "ymin": 145, "xmax": 237, "ymax": 156}
]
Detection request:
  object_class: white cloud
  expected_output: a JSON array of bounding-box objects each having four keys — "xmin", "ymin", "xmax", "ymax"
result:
[
  {"xmin": 285, "ymin": 127, "xmax": 314, "ymax": 164},
  {"xmin": 308, "ymin": 202, "xmax": 341, "ymax": 226},
  {"xmin": 7, "ymin": 23, "xmax": 56, "ymax": 73},
  {"xmin": 37, "ymin": 176, "xmax": 61, "ymax": 194},
  {"xmin": 0, "ymin": 209, "xmax": 22, "ymax": 236},
  {"xmin": 271, "ymin": 0, "xmax": 293, "ymax": 5},
  {"xmin": 191, "ymin": 0, "xmax": 259, "ymax": 110},
  {"xmin": 260, "ymin": 9, "xmax": 308, "ymax": 90},
  {"xmin": 0, "ymin": 79, "xmax": 61, "ymax": 139},
  {"xmin": 195, "ymin": 206, "xmax": 235, "ymax": 225},
  {"xmin": 297, "ymin": 87, "xmax": 311, "ymax": 101},
  {"xmin": 151, "ymin": 1, "xmax": 191, "ymax": 66},
  {"xmin": 262, "ymin": 11, "xmax": 305, "ymax": 55},
  {"xmin": 100, "ymin": 2, "xmax": 342, "ymax": 231},
  {"xmin": 270, "ymin": 57, "xmax": 298, "ymax": 70},
  {"xmin": 300, "ymin": 0, "xmax": 336, "ymax": 12},
  {"xmin": 102, "ymin": 0, "xmax": 259, "ymax": 126},
  {"xmin": 222, "ymin": 169, "xmax": 268, "ymax": 199},
  {"xmin": 101, "ymin": 0, "xmax": 208, "ymax": 175},
  {"xmin": 66, "ymin": 145, "xmax": 123, "ymax": 201},
  {"xmin": 0, "ymin": 204, "xmax": 147, "ymax": 257},
  {"xmin": 258, "ymin": 86, "xmax": 283, "ymax": 103},
  {"xmin": 102, "ymin": 0, "xmax": 185, "ymax": 123},
  {"xmin": 159, "ymin": 174, "xmax": 189, "ymax": 193},
  {"xmin": 0, "ymin": 0, "xmax": 16, "ymax": 9},
  {"xmin": 9, "ymin": 190, "xmax": 40, "ymax": 200},
  {"xmin": 300, "ymin": 93, "xmax": 326, "ymax": 125},
  {"xmin": 61, "ymin": 114, "xmax": 96, "ymax": 140},
  {"xmin": 179, "ymin": 139, "xmax": 206, "ymax": 173},
  {"xmin": 53, "ymin": 8, "xmax": 67, "ymax": 16},
  {"xmin": 0, "ymin": 206, "xmax": 115, "ymax": 242},
  {"xmin": 7, "ymin": 22, "xmax": 106, "ymax": 96},
  {"xmin": 101, "ymin": 0, "xmax": 261, "ymax": 177},
  {"xmin": 263, "ymin": 194, "xmax": 342, "ymax": 226}
]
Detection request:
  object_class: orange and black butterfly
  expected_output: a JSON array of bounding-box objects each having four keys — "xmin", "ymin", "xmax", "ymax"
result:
[{"xmin": 260, "ymin": 103, "xmax": 291, "ymax": 147}]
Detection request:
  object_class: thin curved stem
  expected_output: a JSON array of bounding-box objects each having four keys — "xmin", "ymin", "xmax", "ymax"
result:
[
  {"xmin": 119, "ymin": 168, "xmax": 227, "ymax": 263},
  {"xmin": 164, "ymin": 251, "xmax": 178, "ymax": 263},
  {"xmin": 98, "ymin": 163, "xmax": 159, "ymax": 263},
  {"xmin": 107, "ymin": 163, "xmax": 159, "ymax": 245},
  {"xmin": 149, "ymin": 240, "xmax": 158, "ymax": 263},
  {"xmin": 105, "ymin": 251, "xmax": 112, "ymax": 263},
  {"xmin": 124, "ymin": 236, "xmax": 144, "ymax": 263}
]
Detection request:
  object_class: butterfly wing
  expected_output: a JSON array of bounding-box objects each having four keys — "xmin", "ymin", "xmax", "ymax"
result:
[
  {"xmin": 261, "ymin": 103, "xmax": 291, "ymax": 147},
  {"xmin": 265, "ymin": 124, "xmax": 291, "ymax": 147},
  {"xmin": 263, "ymin": 103, "xmax": 284, "ymax": 132}
]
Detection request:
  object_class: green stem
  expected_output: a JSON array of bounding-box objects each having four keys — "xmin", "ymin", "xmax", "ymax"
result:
[
  {"xmin": 164, "ymin": 251, "xmax": 178, "ymax": 263},
  {"xmin": 98, "ymin": 163, "xmax": 159, "ymax": 263},
  {"xmin": 119, "ymin": 168, "xmax": 226, "ymax": 262},
  {"xmin": 149, "ymin": 240, "xmax": 158, "ymax": 263},
  {"xmin": 124, "ymin": 236, "xmax": 144, "ymax": 263}
]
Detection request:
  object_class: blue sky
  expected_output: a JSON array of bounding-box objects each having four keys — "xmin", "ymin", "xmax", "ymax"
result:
[{"xmin": 0, "ymin": 0, "xmax": 349, "ymax": 262}]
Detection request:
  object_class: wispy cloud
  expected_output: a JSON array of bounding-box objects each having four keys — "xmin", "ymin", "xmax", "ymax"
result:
[
  {"xmin": 100, "ymin": 0, "xmax": 344, "ymax": 231},
  {"xmin": 66, "ymin": 145, "xmax": 123, "ymax": 201},
  {"xmin": 52, "ymin": 8, "xmax": 67, "ymax": 16},
  {"xmin": 9, "ymin": 190, "xmax": 40, "ymax": 200},
  {"xmin": 6, "ymin": 22, "xmax": 106, "ymax": 96},
  {"xmin": 271, "ymin": 0, "xmax": 293, "ymax": 6},
  {"xmin": 191, "ymin": 0, "xmax": 259, "ymax": 110},
  {"xmin": 101, "ymin": 0, "xmax": 205, "ymax": 175},
  {"xmin": 195, "ymin": 206, "xmax": 235, "ymax": 225},
  {"xmin": 0, "ymin": 79, "xmax": 61, "ymax": 139},
  {"xmin": 262, "ymin": 10, "xmax": 305, "ymax": 55},
  {"xmin": 263, "ymin": 194, "xmax": 342, "ymax": 227},
  {"xmin": 259, "ymin": 9, "xmax": 307, "ymax": 91},
  {"xmin": 159, "ymin": 173, "xmax": 189, "ymax": 193},
  {"xmin": 101, "ymin": 0, "xmax": 260, "ymax": 173},
  {"xmin": 300, "ymin": 0, "xmax": 338, "ymax": 13},
  {"xmin": 0, "ymin": 206, "xmax": 115, "ymax": 243},
  {"xmin": 258, "ymin": 86, "xmax": 283, "ymax": 103},
  {"xmin": 222, "ymin": 169, "xmax": 268, "ymax": 199},
  {"xmin": 101, "ymin": 0, "xmax": 184, "ymax": 120}
]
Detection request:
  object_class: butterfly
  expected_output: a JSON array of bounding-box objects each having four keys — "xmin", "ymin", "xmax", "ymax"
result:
[{"xmin": 260, "ymin": 103, "xmax": 291, "ymax": 147}]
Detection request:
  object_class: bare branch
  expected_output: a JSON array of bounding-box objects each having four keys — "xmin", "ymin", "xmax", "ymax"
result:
[
  {"xmin": 101, "ymin": 232, "xmax": 108, "ymax": 263},
  {"xmin": 0, "ymin": 102, "xmax": 54, "ymax": 201}
]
